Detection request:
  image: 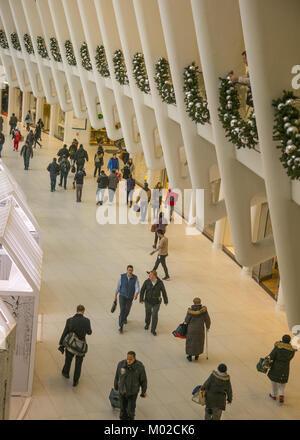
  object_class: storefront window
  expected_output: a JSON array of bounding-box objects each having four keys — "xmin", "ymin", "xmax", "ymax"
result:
[{"xmin": 54, "ymin": 108, "xmax": 65, "ymax": 141}]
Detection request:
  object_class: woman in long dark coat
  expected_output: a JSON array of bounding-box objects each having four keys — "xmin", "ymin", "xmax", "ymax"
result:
[
  {"xmin": 184, "ymin": 297, "xmax": 211, "ymax": 361},
  {"xmin": 267, "ymin": 334, "xmax": 297, "ymax": 404}
]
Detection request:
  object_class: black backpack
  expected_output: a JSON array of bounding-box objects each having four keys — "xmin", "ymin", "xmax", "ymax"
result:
[{"xmin": 61, "ymin": 161, "xmax": 69, "ymax": 174}]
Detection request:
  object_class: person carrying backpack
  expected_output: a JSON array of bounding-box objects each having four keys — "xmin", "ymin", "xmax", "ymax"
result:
[
  {"xmin": 58, "ymin": 156, "xmax": 71, "ymax": 189},
  {"xmin": 69, "ymin": 140, "xmax": 78, "ymax": 168},
  {"xmin": 47, "ymin": 158, "xmax": 61, "ymax": 192},
  {"xmin": 57, "ymin": 144, "xmax": 70, "ymax": 162},
  {"xmin": 94, "ymin": 151, "xmax": 103, "ymax": 177},
  {"xmin": 74, "ymin": 167, "xmax": 86, "ymax": 202},
  {"xmin": 96, "ymin": 170, "xmax": 109, "ymax": 205},
  {"xmin": 75, "ymin": 144, "xmax": 89, "ymax": 171}
]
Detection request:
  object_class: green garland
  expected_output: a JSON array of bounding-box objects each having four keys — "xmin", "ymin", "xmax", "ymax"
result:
[
  {"xmin": 0, "ymin": 30, "xmax": 9, "ymax": 49},
  {"xmin": 95, "ymin": 45, "xmax": 110, "ymax": 77},
  {"xmin": 218, "ymin": 76, "xmax": 258, "ymax": 149},
  {"xmin": 37, "ymin": 36, "xmax": 49, "ymax": 59},
  {"xmin": 272, "ymin": 91, "xmax": 300, "ymax": 180},
  {"xmin": 65, "ymin": 40, "xmax": 77, "ymax": 66},
  {"xmin": 24, "ymin": 33, "xmax": 34, "ymax": 54},
  {"xmin": 183, "ymin": 62, "xmax": 209, "ymax": 124},
  {"xmin": 132, "ymin": 53, "xmax": 150, "ymax": 94},
  {"xmin": 11, "ymin": 32, "xmax": 21, "ymax": 51},
  {"xmin": 113, "ymin": 50, "xmax": 129, "ymax": 85},
  {"xmin": 50, "ymin": 37, "xmax": 62, "ymax": 62},
  {"xmin": 80, "ymin": 42, "xmax": 92, "ymax": 71},
  {"xmin": 154, "ymin": 57, "xmax": 176, "ymax": 105}
]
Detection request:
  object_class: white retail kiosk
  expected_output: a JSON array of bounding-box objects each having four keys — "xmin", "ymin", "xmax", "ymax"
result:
[
  {"xmin": 0, "ymin": 199, "xmax": 42, "ymax": 397},
  {"xmin": 0, "ymin": 297, "xmax": 16, "ymax": 419}
]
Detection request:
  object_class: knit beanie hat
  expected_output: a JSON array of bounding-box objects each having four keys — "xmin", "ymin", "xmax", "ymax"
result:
[
  {"xmin": 193, "ymin": 297, "xmax": 201, "ymax": 305},
  {"xmin": 218, "ymin": 363, "xmax": 227, "ymax": 373},
  {"xmin": 282, "ymin": 334, "xmax": 291, "ymax": 343}
]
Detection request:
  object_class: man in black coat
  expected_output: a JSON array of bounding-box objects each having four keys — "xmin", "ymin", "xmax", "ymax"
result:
[
  {"xmin": 74, "ymin": 167, "xmax": 86, "ymax": 202},
  {"xmin": 140, "ymin": 270, "xmax": 168, "ymax": 336},
  {"xmin": 96, "ymin": 170, "xmax": 108, "ymax": 205},
  {"xmin": 58, "ymin": 155, "xmax": 71, "ymax": 189},
  {"xmin": 9, "ymin": 113, "xmax": 18, "ymax": 136},
  {"xmin": 114, "ymin": 351, "xmax": 147, "ymax": 420},
  {"xmin": 59, "ymin": 305, "xmax": 92, "ymax": 387},
  {"xmin": 75, "ymin": 144, "xmax": 89, "ymax": 171},
  {"xmin": 57, "ymin": 144, "xmax": 70, "ymax": 162},
  {"xmin": 201, "ymin": 363, "xmax": 232, "ymax": 420},
  {"xmin": 47, "ymin": 158, "xmax": 60, "ymax": 192},
  {"xmin": 20, "ymin": 143, "xmax": 33, "ymax": 170},
  {"xmin": 26, "ymin": 130, "xmax": 34, "ymax": 147}
]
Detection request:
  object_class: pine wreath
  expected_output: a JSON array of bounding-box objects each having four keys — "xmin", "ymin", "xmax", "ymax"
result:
[
  {"xmin": 0, "ymin": 30, "xmax": 9, "ymax": 49},
  {"xmin": 272, "ymin": 90, "xmax": 300, "ymax": 180},
  {"xmin": 11, "ymin": 32, "xmax": 21, "ymax": 51},
  {"xmin": 183, "ymin": 62, "xmax": 209, "ymax": 124},
  {"xmin": 50, "ymin": 37, "xmax": 62, "ymax": 62},
  {"xmin": 132, "ymin": 53, "xmax": 150, "ymax": 94},
  {"xmin": 218, "ymin": 76, "xmax": 258, "ymax": 149},
  {"xmin": 65, "ymin": 40, "xmax": 77, "ymax": 66},
  {"xmin": 24, "ymin": 34, "xmax": 34, "ymax": 54},
  {"xmin": 113, "ymin": 49, "xmax": 129, "ymax": 85},
  {"xmin": 80, "ymin": 42, "xmax": 92, "ymax": 71},
  {"xmin": 37, "ymin": 36, "xmax": 49, "ymax": 59},
  {"xmin": 154, "ymin": 57, "xmax": 176, "ymax": 105},
  {"xmin": 95, "ymin": 45, "xmax": 110, "ymax": 77}
]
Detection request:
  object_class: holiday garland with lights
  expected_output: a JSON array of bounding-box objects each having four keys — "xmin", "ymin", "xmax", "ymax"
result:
[
  {"xmin": 65, "ymin": 40, "xmax": 77, "ymax": 66},
  {"xmin": 0, "ymin": 30, "xmax": 9, "ymax": 49},
  {"xmin": 11, "ymin": 32, "xmax": 21, "ymax": 51},
  {"xmin": 113, "ymin": 49, "xmax": 129, "ymax": 85},
  {"xmin": 80, "ymin": 42, "xmax": 92, "ymax": 71},
  {"xmin": 272, "ymin": 91, "xmax": 300, "ymax": 180},
  {"xmin": 183, "ymin": 62, "xmax": 209, "ymax": 124},
  {"xmin": 24, "ymin": 33, "xmax": 34, "ymax": 54},
  {"xmin": 37, "ymin": 36, "xmax": 49, "ymax": 59},
  {"xmin": 50, "ymin": 37, "xmax": 62, "ymax": 62},
  {"xmin": 218, "ymin": 76, "xmax": 258, "ymax": 149},
  {"xmin": 154, "ymin": 57, "xmax": 176, "ymax": 105},
  {"xmin": 95, "ymin": 45, "xmax": 110, "ymax": 77},
  {"xmin": 132, "ymin": 52, "xmax": 150, "ymax": 94}
]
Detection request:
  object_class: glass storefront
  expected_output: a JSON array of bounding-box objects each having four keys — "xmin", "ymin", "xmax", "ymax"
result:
[{"xmin": 54, "ymin": 108, "xmax": 65, "ymax": 141}]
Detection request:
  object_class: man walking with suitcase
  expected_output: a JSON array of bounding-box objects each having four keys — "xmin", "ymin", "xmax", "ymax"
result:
[
  {"xmin": 58, "ymin": 305, "xmax": 92, "ymax": 387},
  {"xmin": 114, "ymin": 351, "xmax": 147, "ymax": 420}
]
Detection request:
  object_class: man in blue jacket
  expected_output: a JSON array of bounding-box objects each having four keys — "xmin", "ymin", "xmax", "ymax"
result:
[
  {"xmin": 107, "ymin": 153, "xmax": 119, "ymax": 172},
  {"xmin": 114, "ymin": 265, "xmax": 140, "ymax": 333}
]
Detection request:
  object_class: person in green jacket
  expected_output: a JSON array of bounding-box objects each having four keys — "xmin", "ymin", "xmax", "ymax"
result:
[
  {"xmin": 201, "ymin": 363, "xmax": 232, "ymax": 420},
  {"xmin": 267, "ymin": 334, "xmax": 297, "ymax": 404}
]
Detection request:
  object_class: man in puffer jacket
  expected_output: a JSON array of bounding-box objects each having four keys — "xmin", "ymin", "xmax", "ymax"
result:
[
  {"xmin": 140, "ymin": 270, "xmax": 168, "ymax": 336},
  {"xmin": 114, "ymin": 351, "xmax": 147, "ymax": 420},
  {"xmin": 201, "ymin": 363, "xmax": 232, "ymax": 420}
]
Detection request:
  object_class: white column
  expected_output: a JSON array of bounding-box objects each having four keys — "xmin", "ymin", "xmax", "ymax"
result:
[
  {"xmin": 8, "ymin": 87, "xmax": 17, "ymax": 118},
  {"xmin": 35, "ymin": 97, "xmax": 44, "ymax": 123},
  {"xmin": 213, "ymin": 184, "xmax": 226, "ymax": 248},
  {"xmin": 276, "ymin": 283, "xmax": 285, "ymax": 311},
  {"xmin": 49, "ymin": 103, "xmax": 58, "ymax": 137}
]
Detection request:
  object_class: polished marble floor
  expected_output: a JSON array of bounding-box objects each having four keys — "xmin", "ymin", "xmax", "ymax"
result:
[{"xmin": 2, "ymin": 121, "xmax": 300, "ymax": 420}]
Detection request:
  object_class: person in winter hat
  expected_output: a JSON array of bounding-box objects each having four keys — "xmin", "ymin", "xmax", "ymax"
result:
[{"xmin": 201, "ymin": 363, "xmax": 232, "ymax": 420}]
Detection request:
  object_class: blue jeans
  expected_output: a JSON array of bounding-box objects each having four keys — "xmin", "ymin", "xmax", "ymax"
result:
[
  {"xmin": 140, "ymin": 201, "xmax": 148, "ymax": 222},
  {"xmin": 50, "ymin": 173, "xmax": 57, "ymax": 191},
  {"xmin": 96, "ymin": 188, "xmax": 105, "ymax": 203},
  {"xmin": 119, "ymin": 295, "xmax": 133, "ymax": 328},
  {"xmin": 59, "ymin": 172, "xmax": 68, "ymax": 189},
  {"xmin": 108, "ymin": 188, "xmax": 116, "ymax": 203}
]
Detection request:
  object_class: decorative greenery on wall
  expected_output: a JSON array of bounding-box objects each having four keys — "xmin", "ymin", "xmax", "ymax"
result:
[
  {"xmin": 50, "ymin": 37, "xmax": 62, "ymax": 62},
  {"xmin": 218, "ymin": 76, "xmax": 258, "ymax": 149},
  {"xmin": 80, "ymin": 42, "xmax": 92, "ymax": 71},
  {"xmin": 65, "ymin": 40, "xmax": 77, "ymax": 66},
  {"xmin": 37, "ymin": 36, "xmax": 49, "ymax": 59},
  {"xmin": 0, "ymin": 30, "xmax": 9, "ymax": 49},
  {"xmin": 272, "ymin": 91, "xmax": 300, "ymax": 180},
  {"xmin": 113, "ymin": 49, "xmax": 129, "ymax": 85},
  {"xmin": 11, "ymin": 32, "xmax": 21, "ymax": 51},
  {"xmin": 95, "ymin": 45, "xmax": 110, "ymax": 77},
  {"xmin": 132, "ymin": 53, "xmax": 150, "ymax": 94},
  {"xmin": 24, "ymin": 34, "xmax": 34, "ymax": 54},
  {"xmin": 183, "ymin": 62, "xmax": 209, "ymax": 125},
  {"xmin": 154, "ymin": 57, "xmax": 176, "ymax": 105}
]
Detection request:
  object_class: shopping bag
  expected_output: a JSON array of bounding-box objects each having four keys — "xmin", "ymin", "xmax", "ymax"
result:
[
  {"xmin": 191, "ymin": 385, "xmax": 206, "ymax": 406},
  {"xmin": 256, "ymin": 357, "xmax": 271, "ymax": 374},
  {"xmin": 109, "ymin": 388, "xmax": 120, "ymax": 409},
  {"xmin": 172, "ymin": 323, "xmax": 187, "ymax": 339}
]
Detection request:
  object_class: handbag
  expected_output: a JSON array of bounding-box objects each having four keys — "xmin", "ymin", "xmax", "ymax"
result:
[
  {"xmin": 62, "ymin": 332, "xmax": 88, "ymax": 357},
  {"xmin": 256, "ymin": 356, "xmax": 271, "ymax": 374},
  {"xmin": 109, "ymin": 388, "xmax": 120, "ymax": 409},
  {"xmin": 191, "ymin": 385, "xmax": 206, "ymax": 406},
  {"xmin": 111, "ymin": 300, "xmax": 117, "ymax": 313},
  {"xmin": 172, "ymin": 323, "xmax": 187, "ymax": 339}
]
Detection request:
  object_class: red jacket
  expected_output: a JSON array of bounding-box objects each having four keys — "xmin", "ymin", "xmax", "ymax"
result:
[
  {"xmin": 165, "ymin": 190, "xmax": 178, "ymax": 206},
  {"xmin": 14, "ymin": 132, "xmax": 21, "ymax": 142}
]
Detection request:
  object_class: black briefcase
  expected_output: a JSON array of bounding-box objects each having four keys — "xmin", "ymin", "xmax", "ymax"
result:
[
  {"xmin": 109, "ymin": 388, "xmax": 120, "ymax": 409},
  {"xmin": 111, "ymin": 300, "xmax": 117, "ymax": 313}
]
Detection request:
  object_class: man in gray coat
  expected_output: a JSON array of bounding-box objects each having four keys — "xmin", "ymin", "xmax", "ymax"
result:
[
  {"xmin": 184, "ymin": 297, "xmax": 210, "ymax": 361},
  {"xmin": 201, "ymin": 363, "xmax": 232, "ymax": 420}
]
